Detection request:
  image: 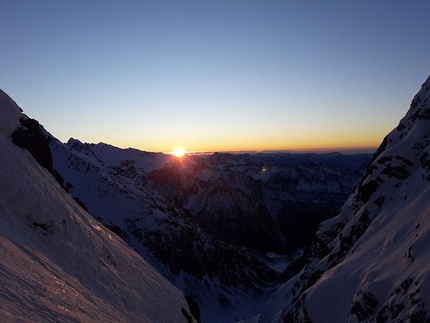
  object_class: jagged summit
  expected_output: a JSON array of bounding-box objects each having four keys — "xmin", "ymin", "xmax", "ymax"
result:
[{"xmin": 255, "ymin": 76, "xmax": 430, "ymax": 322}]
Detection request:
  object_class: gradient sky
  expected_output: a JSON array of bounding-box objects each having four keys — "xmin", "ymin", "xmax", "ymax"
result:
[{"xmin": 1, "ymin": 1, "xmax": 430, "ymax": 153}]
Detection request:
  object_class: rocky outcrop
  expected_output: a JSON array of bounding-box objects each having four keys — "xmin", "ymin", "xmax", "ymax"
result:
[
  {"xmin": 11, "ymin": 115, "xmax": 65, "ymax": 188},
  {"xmin": 12, "ymin": 117, "xmax": 53, "ymax": 171}
]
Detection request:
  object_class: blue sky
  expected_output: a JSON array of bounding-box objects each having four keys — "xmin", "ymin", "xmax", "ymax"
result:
[{"xmin": 1, "ymin": 1, "xmax": 430, "ymax": 153}]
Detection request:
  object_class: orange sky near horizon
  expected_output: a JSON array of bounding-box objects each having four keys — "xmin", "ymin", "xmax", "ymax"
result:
[
  {"xmin": 115, "ymin": 124, "xmax": 387, "ymax": 154},
  {"xmin": 2, "ymin": 1, "xmax": 427, "ymax": 156}
]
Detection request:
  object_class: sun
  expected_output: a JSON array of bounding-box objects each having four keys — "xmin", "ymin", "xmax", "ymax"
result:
[{"xmin": 173, "ymin": 147, "xmax": 185, "ymax": 157}]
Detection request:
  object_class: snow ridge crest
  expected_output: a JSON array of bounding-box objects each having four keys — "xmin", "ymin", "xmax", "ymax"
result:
[{"xmin": 0, "ymin": 89, "xmax": 23, "ymax": 137}]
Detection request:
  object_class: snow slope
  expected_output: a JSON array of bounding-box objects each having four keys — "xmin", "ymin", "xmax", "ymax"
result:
[
  {"xmin": 254, "ymin": 76, "xmax": 430, "ymax": 322},
  {"xmin": 0, "ymin": 89, "xmax": 196, "ymax": 322}
]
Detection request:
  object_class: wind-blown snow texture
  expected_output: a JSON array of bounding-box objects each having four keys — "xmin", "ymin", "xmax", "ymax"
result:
[
  {"xmin": 253, "ymin": 76, "xmax": 430, "ymax": 322},
  {"xmin": 0, "ymin": 90, "xmax": 196, "ymax": 323}
]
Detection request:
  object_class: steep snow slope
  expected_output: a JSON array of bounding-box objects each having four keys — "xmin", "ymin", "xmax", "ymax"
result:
[
  {"xmin": 255, "ymin": 76, "xmax": 430, "ymax": 322},
  {"xmin": 0, "ymin": 90, "xmax": 196, "ymax": 323}
]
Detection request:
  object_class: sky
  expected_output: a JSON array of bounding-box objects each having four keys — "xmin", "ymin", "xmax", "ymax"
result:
[{"xmin": 1, "ymin": 1, "xmax": 430, "ymax": 154}]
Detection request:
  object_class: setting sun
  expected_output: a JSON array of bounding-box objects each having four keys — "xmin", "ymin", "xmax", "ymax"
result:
[{"xmin": 173, "ymin": 147, "xmax": 185, "ymax": 157}]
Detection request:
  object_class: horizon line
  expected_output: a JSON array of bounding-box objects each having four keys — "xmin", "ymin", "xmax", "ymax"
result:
[{"xmin": 164, "ymin": 147, "xmax": 377, "ymax": 156}]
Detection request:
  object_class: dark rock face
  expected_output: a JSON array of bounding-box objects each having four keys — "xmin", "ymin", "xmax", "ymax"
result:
[
  {"xmin": 12, "ymin": 117, "xmax": 53, "ymax": 172},
  {"xmin": 11, "ymin": 116, "xmax": 66, "ymax": 189},
  {"xmin": 185, "ymin": 296, "xmax": 201, "ymax": 323},
  {"xmin": 350, "ymin": 290, "xmax": 379, "ymax": 321}
]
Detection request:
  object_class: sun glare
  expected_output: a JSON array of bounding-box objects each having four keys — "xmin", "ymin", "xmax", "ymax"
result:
[{"xmin": 173, "ymin": 147, "xmax": 185, "ymax": 157}]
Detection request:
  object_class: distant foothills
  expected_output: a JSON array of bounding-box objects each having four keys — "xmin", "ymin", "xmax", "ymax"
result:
[{"xmin": 170, "ymin": 147, "xmax": 378, "ymax": 155}]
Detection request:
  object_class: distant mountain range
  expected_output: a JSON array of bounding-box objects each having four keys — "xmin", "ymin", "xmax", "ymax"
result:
[
  {"xmin": 3, "ymin": 73, "xmax": 430, "ymax": 323},
  {"xmin": 45, "ymin": 134, "xmax": 367, "ymax": 321}
]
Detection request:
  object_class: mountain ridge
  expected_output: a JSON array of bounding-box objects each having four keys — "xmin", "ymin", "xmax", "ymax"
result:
[{"xmin": 253, "ymin": 76, "xmax": 430, "ymax": 322}]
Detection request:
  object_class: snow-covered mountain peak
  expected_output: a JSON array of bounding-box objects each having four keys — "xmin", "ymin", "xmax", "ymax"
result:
[
  {"xmin": 0, "ymin": 90, "xmax": 197, "ymax": 323},
  {"xmin": 353, "ymin": 76, "xmax": 430, "ymax": 211},
  {"xmin": 254, "ymin": 76, "xmax": 430, "ymax": 322},
  {"xmin": 0, "ymin": 89, "xmax": 23, "ymax": 137},
  {"xmin": 367, "ymin": 76, "xmax": 430, "ymax": 166}
]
